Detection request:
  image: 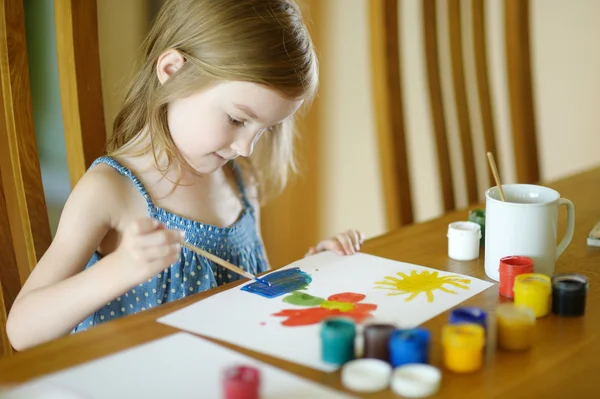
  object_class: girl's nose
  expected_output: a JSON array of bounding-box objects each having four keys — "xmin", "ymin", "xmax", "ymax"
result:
[{"xmin": 231, "ymin": 130, "xmax": 262, "ymax": 157}]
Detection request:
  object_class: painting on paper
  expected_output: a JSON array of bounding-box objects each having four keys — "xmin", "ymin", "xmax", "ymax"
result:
[{"xmin": 158, "ymin": 252, "xmax": 493, "ymax": 371}]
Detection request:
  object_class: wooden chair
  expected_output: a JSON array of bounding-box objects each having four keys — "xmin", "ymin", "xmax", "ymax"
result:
[
  {"xmin": 369, "ymin": 0, "xmax": 539, "ymax": 230},
  {"xmin": 0, "ymin": 0, "xmax": 104, "ymax": 356}
]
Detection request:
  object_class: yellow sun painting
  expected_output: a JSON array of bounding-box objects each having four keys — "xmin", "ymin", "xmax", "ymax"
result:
[{"xmin": 374, "ymin": 270, "xmax": 471, "ymax": 302}]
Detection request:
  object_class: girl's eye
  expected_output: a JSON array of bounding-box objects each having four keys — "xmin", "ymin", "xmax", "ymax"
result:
[{"xmin": 227, "ymin": 115, "xmax": 245, "ymax": 127}]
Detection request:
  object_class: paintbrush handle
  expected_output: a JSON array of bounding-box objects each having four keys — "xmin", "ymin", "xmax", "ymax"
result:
[
  {"xmin": 181, "ymin": 241, "xmax": 257, "ymax": 281},
  {"xmin": 486, "ymin": 152, "xmax": 506, "ymax": 201}
]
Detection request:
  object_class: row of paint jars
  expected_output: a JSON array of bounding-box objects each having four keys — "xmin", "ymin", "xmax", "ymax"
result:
[{"xmin": 498, "ymin": 255, "xmax": 589, "ymax": 318}]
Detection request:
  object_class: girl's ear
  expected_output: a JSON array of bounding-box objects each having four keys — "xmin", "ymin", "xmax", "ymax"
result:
[{"xmin": 156, "ymin": 49, "xmax": 186, "ymax": 85}]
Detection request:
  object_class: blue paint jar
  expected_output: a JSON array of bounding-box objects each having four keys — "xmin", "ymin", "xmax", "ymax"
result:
[
  {"xmin": 321, "ymin": 317, "xmax": 356, "ymax": 365},
  {"xmin": 388, "ymin": 328, "xmax": 430, "ymax": 367},
  {"xmin": 449, "ymin": 307, "xmax": 488, "ymax": 330}
]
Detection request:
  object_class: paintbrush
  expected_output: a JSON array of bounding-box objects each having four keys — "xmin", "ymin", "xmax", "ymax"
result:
[
  {"xmin": 181, "ymin": 241, "xmax": 271, "ymax": 286},
  {"xmin": 486, "ymin": 151, "xmax": 506, "ymax": 201}
]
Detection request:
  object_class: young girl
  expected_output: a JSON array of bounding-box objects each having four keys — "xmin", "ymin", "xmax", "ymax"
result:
[{"xmin": 6, "ymin": 0, "xmax": 364, "ymax": 351}]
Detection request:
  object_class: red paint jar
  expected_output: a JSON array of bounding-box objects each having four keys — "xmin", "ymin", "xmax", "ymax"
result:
[
  {"xmin": 223, "ymin": 365, "xmax": 260, "ymax": 399},
  {"xmin": 499, "ymin": 256, "xmax": 534, "ymax": 298}
]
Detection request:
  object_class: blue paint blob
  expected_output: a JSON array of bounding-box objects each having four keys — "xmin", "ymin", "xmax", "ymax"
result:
[{"xmin": 241, "ymin": 267, "xmax": 312, "ymax": 298}]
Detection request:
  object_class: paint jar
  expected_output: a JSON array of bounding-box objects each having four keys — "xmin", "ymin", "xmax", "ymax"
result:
[
  {"xmin": 468, "ymin": 208, "xmax": 486, "ymax": 247},
  {"xmin": 442, "ymin": 324, "xmax": 485, "ymax": 373},
  {"xmin": 363, "ymin": 323, "xmax": 396, "ymax": 362},
  {"xmin": 447, "ymin": 221, "xmax": 481, "ymax": 261},
  {"xmin": 449, "ymin": 307, "xmax": 487, "ymax": 330},
  {"xmin": 223, "ymin": 365, "xmax": 260, "ymax": 399},
  {"xmin": 499, "ymin": 256, "xmax": 534, "ymax": 298},
  {"xmin": 388, "ymin": 328, "xmax": 431, "ymax": 367},
  {"xmin": 552, "ymin": 273, "xmax": 589, "ymax": 317},
  {"xmin": 496, "ymin": 303, "xmax": 536, "ymax": 351},
  {"xmin": 514, "ymin": 273, "xmax": 551, "ymax": 318},
  {"xmin": 321, "ymin": 317, "xmax": 356, "ymax": 365}
]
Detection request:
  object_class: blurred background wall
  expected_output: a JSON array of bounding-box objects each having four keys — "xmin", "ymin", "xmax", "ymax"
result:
[{"xmin": 24, "ymin": 0, "xmax": 600, "ymax": 267}]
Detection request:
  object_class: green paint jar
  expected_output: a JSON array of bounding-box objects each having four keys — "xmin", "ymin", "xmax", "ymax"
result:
[
  {"xmin": 321, "ymin": 317, "xmax": 356, "ymax": 365},
  {"xmin": 468, "ymin": 209, "xmax": 486, "ymax": 247}
]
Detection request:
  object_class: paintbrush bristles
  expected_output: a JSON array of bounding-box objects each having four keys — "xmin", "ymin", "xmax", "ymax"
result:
[{"xmin": 486, "ymin": 152, "xmax": 506, "ymax": 201}]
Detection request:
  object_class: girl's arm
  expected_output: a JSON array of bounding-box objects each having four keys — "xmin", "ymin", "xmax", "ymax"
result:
[{"xmin": 6, "ymin": 166, "xmax": 182, "ymax": 351}]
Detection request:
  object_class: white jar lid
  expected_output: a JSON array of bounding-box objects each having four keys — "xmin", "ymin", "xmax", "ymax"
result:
[
  {"xmin": 447, "ymin": 221, "xmax": 481, "ymax": 238},
  {"xmin": 341, "ymin": 358, "xmax": 392, "ymax": 393},
  {"xmin": 391, "ymin": 364, "xmax": 441, "ymax": 398}
]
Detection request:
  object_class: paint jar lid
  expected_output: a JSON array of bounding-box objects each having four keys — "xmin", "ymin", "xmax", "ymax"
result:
[
  {"xmin": 499, "ymin": 256, "xmax": 534, "ymax": 275},
  {"xmin": 390, "ymin": 364, "xmax": 441, "ymax": 398},
  {"xmin": 341, "ymin": 359, "xmax": 392, "ymax": 393},
  {"xmin": 552, "ymin": 273, "xmax": 589, "ymax": 295},
  {"xmin": 223, "ymin": 365, "xmax": 260, "ymax": 399},
  {"xmin": 449, "ymin": 307, "xmax": 487, "ymax": 327},
  {"xmin": 0, "ymin": 384, "xmax": 90, "ymax": 398},
  {"xmin": 447, "ymin": 221, "xmax": 481, "ymax": 238},
  {"xmin": 442, "ymin": 323, "xmax": 485, "ymax": 349},
  {"xmin": 514, "ymin": 273, "xmax": 551, "ymax": 294},
  {"xmin": 496, "ymin": 303, "xmax": 536, "ymax": 325}
]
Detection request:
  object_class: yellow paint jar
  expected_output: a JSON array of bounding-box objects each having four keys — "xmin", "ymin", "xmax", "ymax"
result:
[
  {"xmin": 442, "ymin": 324, "xmax": 485, "ymax": 373},
  {"xmin": 496, "ymin": 303, "xmax": 536, "ymax": 351},
  {"xmin": 513, "ymin": 273, "xmax": 551, "ymax": 318}
]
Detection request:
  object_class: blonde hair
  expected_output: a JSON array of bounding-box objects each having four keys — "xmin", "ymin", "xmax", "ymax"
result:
[{"xmin": 107, "ymin": 0, "xmax": 318, "ymax": 202}]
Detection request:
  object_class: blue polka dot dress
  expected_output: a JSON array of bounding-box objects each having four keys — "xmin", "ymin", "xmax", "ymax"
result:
[{"xmin": 72, "ymin": 156, "xmax": 269, "ymax": 333}]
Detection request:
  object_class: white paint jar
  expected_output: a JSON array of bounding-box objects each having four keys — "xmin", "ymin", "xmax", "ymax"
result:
[{"xmin": 447, "ymin": 221, "xmax": 481, "ymax": 261}]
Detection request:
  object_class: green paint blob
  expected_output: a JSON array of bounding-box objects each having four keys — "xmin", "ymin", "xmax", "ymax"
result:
[
  {"xmin": 320, "ymin": 300, "xmax": 354, "ymax": 312},
  {"xmin": 282, "ymin": 291, "xmax": 324, "ymax": 306}
]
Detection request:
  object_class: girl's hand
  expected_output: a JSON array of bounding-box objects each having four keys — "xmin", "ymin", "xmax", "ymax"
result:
[
  {"xmin": 114, "ymin": 218, "xmax": 184, "ymax": 281},
  {"xmin": 305, "ymin": 229, "xmax": 365, "ymax": 257}
]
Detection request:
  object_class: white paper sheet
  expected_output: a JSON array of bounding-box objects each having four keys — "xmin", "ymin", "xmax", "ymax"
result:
[
  {"xmin": 157, "ymin": 252, "xmax": 494, "ymax": 371},
  {"xmin": 1, "ymin": 333, "xmax": 356, "ymax": 399}
]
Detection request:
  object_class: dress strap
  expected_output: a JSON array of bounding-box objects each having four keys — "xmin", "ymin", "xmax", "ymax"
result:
[
  {"xmin": 90, "ymin": 156, "xmax": 155, "ymax": 213},
  {"xmin": 230, "ymin": 161, "xmax": 253, "ymax": 211}
]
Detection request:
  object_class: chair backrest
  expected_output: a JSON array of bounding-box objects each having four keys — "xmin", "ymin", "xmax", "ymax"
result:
[
  {"xmin": 0, "ymin": 0, "xmax": 53, "ymax": 356},
  {"xmin": 55, "ymin": 0, "xmax": 106, "ymax": 186},
  {"xmin": 370, "ymin": 0, "xmax": 539, "ymax": 230},
  {"xmin": 0, "ymin": 0, "xmax": 104, "ymax": 356}
]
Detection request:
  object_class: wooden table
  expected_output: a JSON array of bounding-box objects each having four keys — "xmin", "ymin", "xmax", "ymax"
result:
[{"xmin": 1, "ymin": 167, "xmax": 600, "ymax": 398}]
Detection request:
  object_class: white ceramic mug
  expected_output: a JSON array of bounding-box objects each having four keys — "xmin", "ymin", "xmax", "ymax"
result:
[{"xmin": 484, "ymin": 184, "xmax": 575, "ymax": 281}]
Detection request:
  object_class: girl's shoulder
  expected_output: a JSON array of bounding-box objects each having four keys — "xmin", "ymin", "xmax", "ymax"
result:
[{"xmin": 70, "ymin": 157, "xmax": 148, "ymax": 226}]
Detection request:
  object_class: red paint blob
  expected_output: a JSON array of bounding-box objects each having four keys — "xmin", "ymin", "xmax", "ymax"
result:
[
  {"xmin": 328, "ymin": 292, "xmax": 366, "ymax": 303},
  {"xmin": 272, "ymin": 292, "xmax": 378, "ymax": 326}
]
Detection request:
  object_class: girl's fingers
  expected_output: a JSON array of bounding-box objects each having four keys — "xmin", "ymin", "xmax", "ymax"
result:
[
  {"xmin": 129, "ymin": 218, "xmax": 160, "ymax": 235},
  {"xmin": 304, "ymin": 247, "xmax": 317, "ymax": 257},
  {"xmin": 311, "ymin": 229, "xmax": 364, "ymax": 256},
  {"xmin": 141, "ymin": 243, "xmax": 181, "ymax": 263},
  {"xmin": 315, "ymin": 239, "xmax": 344, "ymax": 255},
  {"xmin": 336, "ymin": 233, "xmax": 355, "ymax": 255},
  {"xmin": 136, "ymin": 229, "xmax": 184, "ymax": 248},
  {"xmin": 349, "ymin": 229, "xmax": 361, "ymax": 251}
]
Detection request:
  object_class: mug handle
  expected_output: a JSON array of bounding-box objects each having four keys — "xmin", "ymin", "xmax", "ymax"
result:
[{"xmin": 555, "ymin": 198, "xmax": 575, "ymax": 259}]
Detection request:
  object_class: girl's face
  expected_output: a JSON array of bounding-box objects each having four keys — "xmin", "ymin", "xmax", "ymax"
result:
[{"xmin": 166, "ymin": 80, "xmax": 303, "ymax": 174}]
